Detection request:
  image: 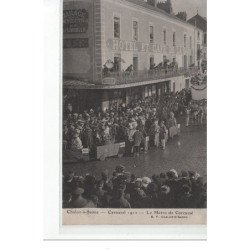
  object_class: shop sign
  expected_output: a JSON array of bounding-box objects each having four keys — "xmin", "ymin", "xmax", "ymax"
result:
[
  {"xmin": 63, "ymin": 9, "xmax": 89, "ymax": 33},
  {"xmin": 102, "ymin": 77, "xmax": 117, "ymax": 85},
  {"xmin": 106, "ymin": 38, "xmax": 185, "ymax": 55},
  {"xmin": 63, "ymin": 38, "xmax": 89, "ymax": 48}
]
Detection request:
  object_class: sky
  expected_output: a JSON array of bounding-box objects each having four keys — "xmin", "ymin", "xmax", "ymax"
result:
[{"xmin": 158, "ymin": 0, "xmax": 207, "ymax": 19}]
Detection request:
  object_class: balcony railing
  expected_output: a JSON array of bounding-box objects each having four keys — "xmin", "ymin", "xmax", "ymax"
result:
[{"xmin": 103, "ymin": 66, "xmax": 199, "ymax": 85}]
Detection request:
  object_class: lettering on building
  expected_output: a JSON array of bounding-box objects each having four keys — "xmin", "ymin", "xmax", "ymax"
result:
[
  {"xmin": 63, "ymin": 9, "xmax": 89, "ymax": 33},
  {"xmin": 106, "ymin": 38, "xmax": 186, "ymax": 55},
  {"xmin": 63, "ymin": 38, "xmax": 89, "ymax": 48}
]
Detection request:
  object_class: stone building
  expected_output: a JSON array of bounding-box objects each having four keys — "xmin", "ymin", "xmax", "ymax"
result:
[{"xmin": 63, "ymin": 0, "xmax": 203, "ymax": 111}]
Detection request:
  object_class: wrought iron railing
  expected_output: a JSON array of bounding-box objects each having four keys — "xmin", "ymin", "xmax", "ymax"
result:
[{"xmin": 103, "ymin": 66, "xmax": 199, "ymax": 85}]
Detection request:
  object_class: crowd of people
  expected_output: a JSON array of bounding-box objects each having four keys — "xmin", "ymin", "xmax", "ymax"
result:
[
  {"xmin": 63, "ymin": 88, "xmax": 205, "ymax": 159},
  {"xmin": 63, "ymin": 166, "xmax": 206, "ymax": 209}
]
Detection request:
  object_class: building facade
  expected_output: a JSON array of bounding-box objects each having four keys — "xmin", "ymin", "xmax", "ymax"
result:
[
  {"xmin": 63, "ymin": 0, "xmax": 203, "ymax": 111},
  {"xmin": 188, "ymin": 13, "xmax": 207, "ymax": 70}
]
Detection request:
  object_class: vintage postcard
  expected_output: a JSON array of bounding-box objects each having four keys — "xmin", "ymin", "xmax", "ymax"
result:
[{"xmin": 62, "ymin": 0, "xmax": 207, "ymax": 227}]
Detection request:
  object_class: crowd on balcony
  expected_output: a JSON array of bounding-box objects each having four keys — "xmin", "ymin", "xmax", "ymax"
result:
[
  {"xmin": 102, "ymin": 58, "xmax": 180, "ymax": 78},
  {"xmin": 63, "ymin": 166, "xmax": 207, "ymax": 209}
]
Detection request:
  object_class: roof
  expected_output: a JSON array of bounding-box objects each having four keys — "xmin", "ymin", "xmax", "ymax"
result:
[
  {"xmin": 187, "ymin": 14, "xmax": 207, "ymax": 32},
  {"xmin": 124, "ymin": 0, "xmax": 197, "ymax": 28}
]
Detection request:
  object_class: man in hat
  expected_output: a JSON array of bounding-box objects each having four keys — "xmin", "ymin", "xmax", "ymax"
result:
[
  {"xmin": 71, "ymin": 187, "xmax": 88, "ymax": 208},
  {"xmin": 176, "ymin": 185, "xmax": 194, "ymax": 208},
  {"xmin": 132, "ymin": 126, "xmax": 144, "ymax": 156},
  {"xmin": 108, "ymin": 189, "xmax": 131, "ymax": 208},
  {"xmin": 63, "ymin": 170, "xmax": 78, "ymax": 195},
  {"xmin": 94, "ymin": 180, "xmax": 108, "ymax": 208},
  {"xmin": 159, "ymin": 185, "xmax": 172, "ymax": 208},
  {"xmin": 150, "ymin": 119, "xmax": 160, "ymax": 148}
]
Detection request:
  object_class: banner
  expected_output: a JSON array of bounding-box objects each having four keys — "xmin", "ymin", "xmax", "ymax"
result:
[{"xmin": 191, "ymin": 84, "xmax": 207, "ymax": 100}]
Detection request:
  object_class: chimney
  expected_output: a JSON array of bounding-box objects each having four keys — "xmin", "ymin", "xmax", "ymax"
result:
[
  {"xmin": 147, "ymin": 0, "xmax": 157, "ymax": 7},
  {"xmin": 157, "ymin": 0, "xmax": 174, "ymax": 14},
  {"xmin": 166, "ymin": 0, "xmax": 173, "ymax": 14}
]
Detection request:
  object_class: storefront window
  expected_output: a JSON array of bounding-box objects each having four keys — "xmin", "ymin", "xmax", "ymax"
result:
[
  {"xmin": 145, "ymin": 86, "xmax": 148, "ymax": 97},
  {"xmin": 114, "ymin": 16, "xmax": 120, "ymax": 38},
  {"xmin": 148, "ymin": 86, "xmax": 152, "ymax": 97}
]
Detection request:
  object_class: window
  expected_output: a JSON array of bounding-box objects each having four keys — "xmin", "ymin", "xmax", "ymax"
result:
[
  {"xmin": 163, "ymin": 55, "xmax": 167, "ymax": 67},
  {"xmin": 150, "ymin": 25, "xmax": 154, "ymax": 43},
  {"xmin": 173, "ymin": 32, "xmax": 176, "ymax": 46},
  {"xmin": 204, "ymin": 33, "xmax": 207, "ymax": 45},
  {"xmin": 184, "ymin": 34, "xmax": 187, "ymax": 47},
  {"xmin": 150, "ymin": 56, "xmax": 154, "ymax": 69},
  {"xmin": 190, "ymin": 36, "xmax": 192, "ymax": 49},
  {"xmin": 148, "ymin": 86, "xmax": 152, "ymax": 97},
  {"xmin": 190, "ymin": 55, "xmax": 193, "ymax": 66},
  {"xmin": 197, "ymin": 44, "xmax": 201, "ymax": 60},
  {"xmin": 133, "ymin": 21, "xmax": 138, "ymax": 41},
  {"xmin": 133, "ymin": 56, "xmax": 138, "ymax": 71},
  {"xmin": 145, "ymin": 86, "xmax": 148, "ymax": 97},
  {"xmin": 114, "ymin": 54, "xmax": 121, "ymax": 71},
  {"xmin": 163, "ymin": 29, "xmax": 167, "ymax": 44},
  {"xmin": 114, "ymin": 16, "xmax": 120, "ymax": 38},
  {"xmin": 197, "ymin": 31, "xmax": 200, "ymax": 40}
]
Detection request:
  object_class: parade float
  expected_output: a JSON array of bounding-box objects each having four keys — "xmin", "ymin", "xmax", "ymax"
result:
[{"xmin": 190, "ymin": 72, "xmax": 207, "ymax": 101}]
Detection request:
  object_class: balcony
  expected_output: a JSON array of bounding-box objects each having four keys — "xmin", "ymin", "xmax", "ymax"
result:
[{"xmin": 103, "ymin": 66, "xmax": 199, "ymax": 85}]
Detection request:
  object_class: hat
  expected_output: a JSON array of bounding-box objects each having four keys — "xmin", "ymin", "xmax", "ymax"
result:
[
  {"xmin": 161, "ymin": 185, "xmax": 171, "ymax": 194},
  {"xmin": 73, "ymin": 132, "xmax": 79, "ymax": 138},
  {"xmin": 180, "ymin": 170, "xmax": 189, "ymax": 178},
  {"xmin": 73, "ymin": 187, "xmax": 84, "ymax": 195},
  {"xmin": 142, "ymin": 177, "xmax": 151, "ymax": 187},
  {"xmin": 169, "ymin": 169, "xmax": 178, "ymax": 178},
  {"xmin": 182, "ymin": 185, "xmax": 191, "ymax": 193},
  {"xmin": 115, "ymin": 165, "xmax": 125, "ymax": 173},
  {"xmin": 135, "ymin": 178, "xmax": 142, "ymax": 187}
]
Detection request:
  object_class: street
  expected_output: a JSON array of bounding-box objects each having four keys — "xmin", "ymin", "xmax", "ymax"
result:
[{"xmin": 63, "ymin": 118, "xmax": 207, "ymax": 181}]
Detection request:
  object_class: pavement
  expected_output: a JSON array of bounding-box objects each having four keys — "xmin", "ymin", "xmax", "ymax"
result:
[{"xmin": 63, "ymin": 117, "xmax": 207, "ymax": 181}]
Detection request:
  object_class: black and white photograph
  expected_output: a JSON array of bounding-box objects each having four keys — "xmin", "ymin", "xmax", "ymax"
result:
[{"xmin": 62, "ymin": 0, "xmax": 207, "ymax": 221}]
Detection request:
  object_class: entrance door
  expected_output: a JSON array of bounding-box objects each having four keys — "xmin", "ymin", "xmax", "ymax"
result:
[
  {"xmin": 166, "ymin": 81, "xmax": 170, "ymax": 93},
  {"xmin": 185, "ymin": 79, "xmax": 190, "ymax": 89},
  {"xmin": 173, "ymin": 82, "xmax": 176, "ymax": 93},
  {"xmin": 158, "ymin": 87, "xmax": 161, "ymax": 96}
]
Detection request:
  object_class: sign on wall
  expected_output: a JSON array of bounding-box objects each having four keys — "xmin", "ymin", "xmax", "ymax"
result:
[
  {"xmin": 63, "ymin": 38, "xmax": 89, "ymax": 48},
  {"xmin": 63, "ymin": 9, "xmax": 89, "ymax": 33},
  {"xmin": 106, "ymin": 38, "xmax": 186, "ymax": 55}
]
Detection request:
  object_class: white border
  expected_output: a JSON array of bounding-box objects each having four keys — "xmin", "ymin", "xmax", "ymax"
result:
[{"xmin": 43, "ymin": 0, "xmax": 208, "ymax": 240}]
